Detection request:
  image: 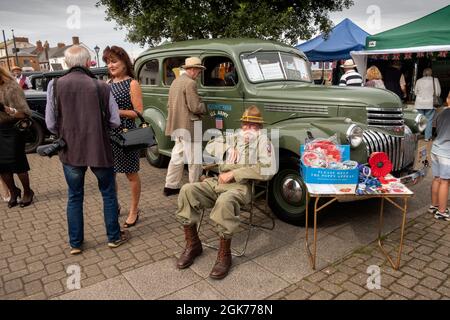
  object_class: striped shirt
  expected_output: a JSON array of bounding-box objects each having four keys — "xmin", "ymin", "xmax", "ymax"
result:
[{"xmin": 339, "ymin": 70, "xmax": 363, "ymax": 87}]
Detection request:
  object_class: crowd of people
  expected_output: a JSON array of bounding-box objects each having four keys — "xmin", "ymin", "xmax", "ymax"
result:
[
  {"xmin": 0, "ymin": 46, "xmax": 276, "ymax": 279},
  {"xmin": 339, "ymin": 58, "xmax": 444, "ymax": 141},
  {"xmin": 1, "ymin": 48, "xmax": 449, "ymax": 280}
]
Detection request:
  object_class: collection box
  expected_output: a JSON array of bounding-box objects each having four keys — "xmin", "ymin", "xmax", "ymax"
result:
[{"xmin": 300, "ymin": 145, "xmax": 359, "ymax": 184}]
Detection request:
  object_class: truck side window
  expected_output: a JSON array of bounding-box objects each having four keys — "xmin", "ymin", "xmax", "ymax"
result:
[
  {"xmin": 162, "ymin": 57, "xmax": 188, "ymax": 86},
  {"xmin": 139, "ymin": 59, "xmax": 160, "ymax": 86},
  {"xmin": 203, "ymin": 57, "xmax": 238, "ymax": 87}
]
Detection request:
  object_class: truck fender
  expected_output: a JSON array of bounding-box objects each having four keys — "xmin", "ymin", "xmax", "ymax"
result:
[{"xmin": 142, "ymin": 107, "xmax": 172, "ymax": 150}]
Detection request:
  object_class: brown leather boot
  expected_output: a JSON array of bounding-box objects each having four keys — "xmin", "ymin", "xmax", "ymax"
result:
[
  {"xmin": 176, "ymin": 224, "xmax": 203, "ymax": 269},
  {"xmin": 209, "ymin": 237, "xmax": 232, "ymax": 279}
]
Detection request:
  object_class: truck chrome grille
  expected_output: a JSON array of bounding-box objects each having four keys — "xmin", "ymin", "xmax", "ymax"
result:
[
  {"xmin": 402, "ymin": 126, "xmax": 416, "ymax": 167},
  {"xmin": 362, "ymin": 127, "xmax": 416, "ymax": 172},
  {"xmin": 367, "ymin": 107, "xmax": 404, "ymax": 128}
]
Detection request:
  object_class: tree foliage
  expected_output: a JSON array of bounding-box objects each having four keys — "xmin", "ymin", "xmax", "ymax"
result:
[{"xmin": 97, "ymin": 0, "xmax": 353, "ymax": 47}]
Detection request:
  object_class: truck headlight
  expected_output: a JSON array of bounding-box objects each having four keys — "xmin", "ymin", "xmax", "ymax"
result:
[
  {"xmin": 346, "ymin": 124, "xmax": 363, "ymax": 148},
  {"xmin": 415, "ymin": 114, "xmax": 427, "ymax": 133}
]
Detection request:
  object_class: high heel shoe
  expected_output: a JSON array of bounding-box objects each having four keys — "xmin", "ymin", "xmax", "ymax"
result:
[
  {"xmin": 20, "ymin": 190, "xmax": 34, "ymax": 208},
  {"xmin": 7, "ymin": 187, "xmax": 21, "ymax": 208},
  {"xmin": 123, "ymin": 209, "xmax": 141, "ymax": 228}
]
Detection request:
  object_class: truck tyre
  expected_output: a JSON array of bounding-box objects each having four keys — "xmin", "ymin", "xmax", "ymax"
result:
[
  {"xmin": 24, "ymin": 120, "xmax": 45, "ymax": 154},
  {"xmin": 269, "ymin": 156, "xmax": 307, "ymax": 226},
  {"xmin": 145, "ymin": 139, "xmax": 169, "ymax": 168}
]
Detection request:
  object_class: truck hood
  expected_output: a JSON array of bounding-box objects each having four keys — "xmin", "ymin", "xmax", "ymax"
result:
[{"xmin": 249, "ymin": 83, "xmax": 401, "ymax": 108}]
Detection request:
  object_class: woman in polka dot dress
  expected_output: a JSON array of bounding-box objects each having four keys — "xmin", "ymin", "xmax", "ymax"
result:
[{"xmin": 103, "ymin": 46, "xmax": 143, "ymax": 228}]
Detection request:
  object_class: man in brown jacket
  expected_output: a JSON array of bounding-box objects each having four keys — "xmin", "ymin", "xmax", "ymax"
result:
[{"xmin": 164, "ymin": 57, "xmax": 206, "ymax": 196}]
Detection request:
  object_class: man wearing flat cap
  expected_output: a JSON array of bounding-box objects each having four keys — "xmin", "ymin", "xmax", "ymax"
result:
[
  {"xmin": 11, "ymin": 66, "xmax": 32, "ymax": 90},
  {"xmin": 175, "ymin": 105, "xmax": 277, "ymax": 279},
  {"xmin": 164, "ymin": 57, "xmax": 207, "ymax": 196}
]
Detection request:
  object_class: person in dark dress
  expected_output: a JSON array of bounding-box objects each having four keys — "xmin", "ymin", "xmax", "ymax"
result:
[
  {"xmin": 0, "ymin": 66, "xmax": 34, "ymax": 208},
  {"xmin": 384, "ymin": 61, "xmax": 407, "ymax": 100},
  {"xmin": 103, "ymin": 46, "xmax": 144, "ymax": 228}
]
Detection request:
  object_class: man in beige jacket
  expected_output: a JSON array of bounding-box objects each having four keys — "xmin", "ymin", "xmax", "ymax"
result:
[{"xmin": 164, "ymin": 57, "xmax": 206, "ymax": 196}]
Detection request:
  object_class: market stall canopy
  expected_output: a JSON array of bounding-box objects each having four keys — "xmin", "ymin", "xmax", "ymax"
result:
[
  {"xmin": 365, "ymin": 5, "xmax": 450, "ymax": 51},
  {"xmin": 351, "ymin": 5, "xmax": 450, "ymax": 78},
  {"xmin": 296, "ymin": 18, "xmax": 370, "ymax": 62}
]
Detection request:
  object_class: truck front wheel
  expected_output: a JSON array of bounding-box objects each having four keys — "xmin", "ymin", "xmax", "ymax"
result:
[
  {"xmin": 145, "ymin": 139, "xmax": 169, "ymax": 168},
  {"xmin": 268, "ymin": 156, "xmax": 307, "ymax": 226},
  {"xmin": 24, "ymin": 120, "xmax": 45, "ymax": 154}
]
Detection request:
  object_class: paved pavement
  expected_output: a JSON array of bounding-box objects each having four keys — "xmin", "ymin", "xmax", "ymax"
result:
[{"xmin": 0, "ymin": 154, "xmax": 449, "ymax": 300}]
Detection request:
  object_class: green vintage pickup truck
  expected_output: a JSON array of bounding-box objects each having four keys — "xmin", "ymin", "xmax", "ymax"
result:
[{"xmin": 134, "ymin": 38, "xmax": 427, "ymax": 225}]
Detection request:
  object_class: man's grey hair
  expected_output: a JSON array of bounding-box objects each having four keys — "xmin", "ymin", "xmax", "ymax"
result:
[
  {"xmin": 423, "ymin": 68, "xmax": 433, "ymax": 77},
  {"xmin": 64, "ymin": 45, "xmax": 91, "ymax": 68}
]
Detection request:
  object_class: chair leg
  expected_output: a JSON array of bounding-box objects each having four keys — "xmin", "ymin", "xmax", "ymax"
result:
[
  {"xmin": 199, "ymin": 208, "xmax": 251, "ymax": 257},
  {"xmin": 242, "ymin": 182, "xmax": 275, "ymax": 230},
  {"xmin": 198, "ymin": 181, "xmax": 275, "ymax": 257}
]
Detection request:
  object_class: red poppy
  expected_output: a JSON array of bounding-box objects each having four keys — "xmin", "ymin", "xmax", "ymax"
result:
[
  {"xmin": 302, "ymin": 151, "xmax": 325, "ymax": 167},
  {"xmin": 369, "ymin": 152, "xmax": 392, "ymax": 178},
  {"xmin": 305, "ymin": 140, "xmax": 341, "ymax": 162}
]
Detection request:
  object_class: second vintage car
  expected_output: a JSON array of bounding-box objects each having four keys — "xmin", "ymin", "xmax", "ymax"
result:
[
  {"xmin": 24, "ymin": 67, "xmax": 110, "ymax": 153},
  {"xmin": 134, "ymin": 38, "xmax": 427, "ymax": 225}
]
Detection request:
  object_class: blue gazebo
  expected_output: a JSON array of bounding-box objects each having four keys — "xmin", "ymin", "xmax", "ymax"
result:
[{"xmin": 296, "ymin": 18, "xmax": 370, "ymax": 62}]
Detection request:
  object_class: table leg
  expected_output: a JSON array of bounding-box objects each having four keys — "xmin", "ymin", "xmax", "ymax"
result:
[
  {"xmin": 305, "ymin": 196, "xmax": 339, "ymax": 270},
  {"xmin": 305, "ymin": 194, "xmax": 320, "ymax": 270},
  {"xmin": 378, "ymin": 197, "xmax": 408, "ymax": 270}
]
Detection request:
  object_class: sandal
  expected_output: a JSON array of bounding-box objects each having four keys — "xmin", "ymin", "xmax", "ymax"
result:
[{"xmin": 123, "ymin": 209, "xmax": 141, "ymax": 228}]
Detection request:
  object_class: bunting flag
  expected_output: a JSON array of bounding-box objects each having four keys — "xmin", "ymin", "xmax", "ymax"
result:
[
  {"xmin": 368, "ymin": 51, "xmax": 448, "ymax": 60},
  {"xmin": 404, "ymin": 53, "xmax": 413, "ymax": 60}
]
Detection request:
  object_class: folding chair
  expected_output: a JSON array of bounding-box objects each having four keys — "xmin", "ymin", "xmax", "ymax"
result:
[{"xmin": 196, "ymin": 165, "xmax": 275, "ymax": 257}]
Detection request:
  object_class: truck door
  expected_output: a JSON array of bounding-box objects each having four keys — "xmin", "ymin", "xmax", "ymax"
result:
[{"xmin": 198, "ymin": 54, "xmax": 245, "ymax": 140}]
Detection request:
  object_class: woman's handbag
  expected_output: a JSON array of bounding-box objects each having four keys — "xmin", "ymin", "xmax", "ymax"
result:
[
  {"xmin": 432, "ymin": 77, "xmax": 443, "ymax": 107},
  {"xmin": 110, "ymin": 110, "xmax": 156, "ymax": 152}
]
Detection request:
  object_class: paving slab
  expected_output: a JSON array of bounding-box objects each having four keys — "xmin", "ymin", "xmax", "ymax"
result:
[
  {"xmin": 57, "ymin": 276, "xmax": 141, "ymax": 300},
  {"xmin": 123, "ymin": 258, "xmax": 202, "ymax": 299},
  {"xmin": 253, "ymin": 244, "xmax": 321, "ymax": 284},
  {"xmin": 206, "ymin": 260, "xmax": 289, "ymax": 300},
  {"xmin": 159, "ymin": 280, "xmax": 226, "ymax": 300}
]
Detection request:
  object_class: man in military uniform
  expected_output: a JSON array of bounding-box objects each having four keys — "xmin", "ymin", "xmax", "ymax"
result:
[{"xmin": 175, "ymin": 106, "xmax": 277, "ymax": 279}]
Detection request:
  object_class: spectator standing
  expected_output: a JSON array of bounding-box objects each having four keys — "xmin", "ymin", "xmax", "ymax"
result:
[
  {"xmin": 429, "ymin": 92, "xmax": 450, "ymax": 221},
  {"xmin": 164, "ymin": 57, "xmax": 206, "ymax": 197},
  {"xmin": 414, "ymin": 68, "xmax": 441, "ymax": 141},
  {"xmin": 365, "ymin": 66, "xmax": 386, "ymax": 89},
  {"xmin": 0, "ymin": 66, "xmax": 34, "ymax": 208},
  {"xmin": 103, "ymin": 46, "xmax": 143, "ymax": 228},
  {"xmin": 11, "ymin": 66, "xmax": 32, "ymax": 90},
  {"xmin": 45, "ymin": 45, "xmax": 129, "ymax": 254},
  {"xmin": 339, "ymin": 59, "xmax": 363, "ymax": 87},
  {"xmin": 384, "ymin": 61, "xmax": 407, "ymax": 100}
]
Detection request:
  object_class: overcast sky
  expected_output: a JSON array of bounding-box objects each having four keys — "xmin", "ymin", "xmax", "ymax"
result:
[{"xmin": 0, "ymin": 0, "xmax": 449, "ymax": 63}]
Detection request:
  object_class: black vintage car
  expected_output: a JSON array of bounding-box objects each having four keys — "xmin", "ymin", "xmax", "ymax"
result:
[{"xmin": 24, "ymin": 67, "xmax": 109, "ymax": 152}]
